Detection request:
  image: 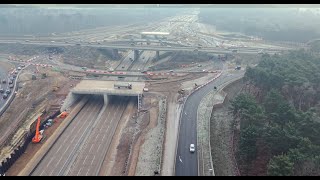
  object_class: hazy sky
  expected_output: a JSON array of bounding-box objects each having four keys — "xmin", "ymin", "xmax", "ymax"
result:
[{"xmin": 5, "ymin": 4, "xmax": 320, "ymax": 8}]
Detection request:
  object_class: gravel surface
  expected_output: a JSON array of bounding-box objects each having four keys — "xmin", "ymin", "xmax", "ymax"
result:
[
  {"xmin": 209, "ymin": 79, "xmax": 244, "ymax": 176},
  {"xmin": 135, "ymin": 98, "xmax": 166, "ymax": 176},
  {"xmin": 198, "ymin": 90, "xmax": 226, "ymax": 176}
]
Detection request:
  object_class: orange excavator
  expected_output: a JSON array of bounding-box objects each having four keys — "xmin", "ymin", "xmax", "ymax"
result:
[
  {"xmin": 32, "ymin": 116, "xmax": 43, "ymax": 143},
  {"xmin": 58, "ymin": 111, "xmax": 68, "ymax": 118}
]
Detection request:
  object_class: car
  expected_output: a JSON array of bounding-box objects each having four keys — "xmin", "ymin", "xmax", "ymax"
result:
[
  {"xmin": 17, "ymin": 67, "xmax": 21, "ymax": 70},
  {"xmin": 122, "ymin": 66, "xmax": 125, "ymax": 69},
  {"xmin": 0, "ymin": 88, "xmax": 4, "ymax": 93},
  {"xmin": 169, "ymin": 70, "xmax": 174, "ymax": 72},
  {"xmin": 9, "ymin": 84, "xmax": 14, "ymax": 88},
  {"xmin": 21, "ymin": 64, "xmax": 25, "ymax": 67},
  {"xmin": 3, "ymin": 93, "xmax": 8, "ymax": 99},
  {"xmin": 190, "ymin": 144, "xmax": 195, "ymax": 153},
  {"xmin": 5, "ymin": 89, "xmax": 11, "ymax": 94},
  {"xmin": 8, "ymin": 80, "xmax": 13, "ymax": 84}
]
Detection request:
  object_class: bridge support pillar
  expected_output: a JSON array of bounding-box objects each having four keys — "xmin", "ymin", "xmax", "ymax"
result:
[
  {"xmin": 103, "ymin": 94, "xmax": 109, "ymax": 105},
  {"xmin": 112, "ymin": 49, "xmax": 119, "ymax": 59},
  {"xmin": 156, "ymin": 51, "xmax": 160, "ymax": 61},
  {"xmin": 134, "ymin": 50, "xmax": 139, "ymax": 61}
]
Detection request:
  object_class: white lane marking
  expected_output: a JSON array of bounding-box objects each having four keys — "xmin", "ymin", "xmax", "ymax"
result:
[{"xmin": 179, "ymin": 156, "xmax": 183, "ymax": 163}]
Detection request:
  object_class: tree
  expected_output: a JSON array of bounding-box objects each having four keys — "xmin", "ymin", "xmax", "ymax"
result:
[
  {"xmin": 239, "ymin": 125, "xmax": 259, "ymax": 162},
  {"xmin": 263, "ymin": 89, "xmax": 296, "ymax": 127},
  {"xmin": 267, "ymin": 154, "xmax": 294, "ymax": 176},
  {"xmin": 230, "ymin": 93, "xmax": 265, "ymax": 129}
]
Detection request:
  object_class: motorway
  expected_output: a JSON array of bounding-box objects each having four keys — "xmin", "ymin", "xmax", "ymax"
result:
[
  {"xmin": 116, "ymin": 50, "xmax": 135, "ymax": 71},
  {"xmin": 175, "ymin": 67, "xmax": 245, "ymax": 176},
  {"xmin": 31, "ymin": 95, "xmax": 132, "ymax": 176},
  {"xmin": 0, "ymin": 65, "xmax": 9, "ymax": 108},
  {"xmin": 0, "ymin": 40, "xmax": 286, "ymax": 55},
  {"xmin": 66, "ymin": 96, "xmax": 131, "ymax": 176},
  {"xmin": 31, "ymin": 96, "xmax": 104, "ymax": 176},
  {"xmin": 130, "ymin": 51, "xmax": 155, "ymax": 71},
  {"xmin": 0, "ymin": 59, "xmax": 18, "ymax": 111}
]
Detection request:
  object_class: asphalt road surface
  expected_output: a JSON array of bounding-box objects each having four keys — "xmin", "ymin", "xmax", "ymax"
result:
[
  {"xmin": 175, "ymin": 70, "xmax": 244, "ymax": 176},
  {"xmin": 0, "ymin": 66, "xmax": 8, "ymax": 108},
  {"xmin": 31, "ymin": 96, "xmax": 104, "ymax": 176},
  {"xmin": 0, "ymin": 62, "xmax": 15, "ymax": 110},
  {"xmin": 66, "ymin": 96, "xmax": 131, "ymax": 176},
  {"xmin": 31, "ymin": 95, "xmax": 133, "ymax": 176}
]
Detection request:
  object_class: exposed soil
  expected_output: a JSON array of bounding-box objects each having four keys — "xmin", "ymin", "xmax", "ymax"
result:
[{"xmin": 0, "ymin": 65, "xmax": 80, "ymax": 168}]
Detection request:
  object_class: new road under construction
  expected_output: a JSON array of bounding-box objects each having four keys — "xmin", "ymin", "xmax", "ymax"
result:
[
  {"xmin": 30, "ymin": 95, "xmax": 136, "ymax": 176},
  {"xmin": 0, "ymin": 8, "xmax": 304, "ymax": 177}
]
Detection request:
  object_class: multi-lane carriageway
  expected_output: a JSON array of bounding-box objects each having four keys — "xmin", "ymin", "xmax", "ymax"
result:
[{"xmin": 31, "ymin": 95, "xmax": 136, "ymax": 176}]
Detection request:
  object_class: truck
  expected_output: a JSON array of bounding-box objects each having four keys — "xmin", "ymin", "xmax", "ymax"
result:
[{"xmin": 114, "ymin": 83, "xmax": 132, "ymax": 89}]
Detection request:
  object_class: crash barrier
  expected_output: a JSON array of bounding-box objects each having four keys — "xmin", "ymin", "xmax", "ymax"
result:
[{"xmin": 0, "ymin": 110, "xmax": 61, "ymax": 175}]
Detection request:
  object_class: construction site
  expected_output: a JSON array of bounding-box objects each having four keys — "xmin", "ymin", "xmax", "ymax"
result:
[{"xmin": 0, "ymin": 6, "xmax": 304, "ymax": 176}]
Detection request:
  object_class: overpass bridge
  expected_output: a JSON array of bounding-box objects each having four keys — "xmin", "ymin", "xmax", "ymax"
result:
[
  {"xmin": 62, "ymin": 80, "xmax": 145, "ymax": 112},
  {"xmin": 0, "ymin": 40, "xmax": 286, "ymax": 61}
]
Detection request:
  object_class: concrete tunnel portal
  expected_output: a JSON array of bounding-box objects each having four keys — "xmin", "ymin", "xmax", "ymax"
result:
[{"xmin": 61, "ymin": 80, "xmax": 145, "ymax": 112}]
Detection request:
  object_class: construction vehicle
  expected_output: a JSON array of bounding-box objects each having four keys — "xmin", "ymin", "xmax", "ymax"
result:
[
  {"xmin": 41, "ymin": 73, "xmax": 47, "ymax": 79},
  {"xmin": 58, "ymin": 111, "xmax": 68, "ymax": 118},
  {"xmin": 32, "ymin": 116, "xmax": 43, "ymax": 143},
  {"xmin": 114, "ymin": 83, "xmax": 132, "ymax": 89},
  {"xmin": 178, "ymin": 89, "xmax": 185, "ymax": 94},
  {"xmin": 52, "ymin": 79, "xmax": 60, "ymax": 92}
]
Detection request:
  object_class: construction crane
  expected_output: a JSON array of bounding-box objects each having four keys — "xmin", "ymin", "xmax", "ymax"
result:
[{"xmin": 32, "ymin": 116, "xmax": 43, "ymax": 143}]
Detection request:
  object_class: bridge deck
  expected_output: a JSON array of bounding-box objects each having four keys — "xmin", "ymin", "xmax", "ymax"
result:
[{"xmin": 72, "ymin": 80, "xmax": 145, "ymax": 96}]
